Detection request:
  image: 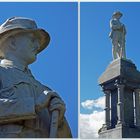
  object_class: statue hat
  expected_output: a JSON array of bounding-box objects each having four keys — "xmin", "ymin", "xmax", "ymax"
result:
[
  {"xmin": 112, "ymin": 11, "xmax": 123, "ymax": 18},
  {"xmin": 0, "ymin": 17, "xmax": 50, "ymax": 54}
]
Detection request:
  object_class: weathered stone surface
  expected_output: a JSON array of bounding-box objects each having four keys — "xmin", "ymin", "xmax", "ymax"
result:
[{"xmin": 98, "ymin": 58, "xmax": 140, "ymax": 85}]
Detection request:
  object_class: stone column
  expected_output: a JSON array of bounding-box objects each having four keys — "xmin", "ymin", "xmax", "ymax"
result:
[
  {"xmin": 134, "ymin": 89, "xmax": 140, "ymax": 127},
  {"xmin": 116, "ymin": 84, "xmax": 125, "ymax": 126},
  {"xmin": 103, "ymin": 90, "xmax": 111, "ymax": 129}
]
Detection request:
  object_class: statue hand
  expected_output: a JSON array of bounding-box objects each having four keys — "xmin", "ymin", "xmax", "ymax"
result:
[
  {"xmin": 35, "ymin": 91, "xmax": 60, "ymax": 112},
  {"xmin": 49, "ymin": 97, "xmax": 66, "ymax": 124}
]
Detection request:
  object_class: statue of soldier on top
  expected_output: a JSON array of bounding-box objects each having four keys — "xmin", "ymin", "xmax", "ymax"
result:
[
  {"xmin": 109, "ymin": 11, "xmax": 127, "ymax": 60},
  {"xmin": 0, "ymin": 17, "xmax": 72, "ymax": 138}
]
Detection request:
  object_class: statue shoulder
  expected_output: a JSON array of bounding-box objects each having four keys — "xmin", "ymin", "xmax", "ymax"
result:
[
  {"xmin": 110, "ymin": 19, "xmax": 115, "ymax": 24},
  {"xmin": 110, "ymin": 19, "xmax": 116, "ymax": 24},
  {"xmin": 110, "ymin": 19, "xmax": 117, "ymax": 28}
]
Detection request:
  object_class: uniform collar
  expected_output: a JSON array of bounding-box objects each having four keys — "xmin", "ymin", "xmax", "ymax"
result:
[{"xmin": 0, "ymin": 59, "xmax": 28, "ymax": 72}]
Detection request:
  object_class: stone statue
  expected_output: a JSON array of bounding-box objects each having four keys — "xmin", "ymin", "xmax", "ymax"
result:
[
  {"xmin": 109, "ymin": 11, "xmax": 127, "ymax": 60},
  {"xmin": 0, "ymin": 17, "xmax": 72, "ymax": 138}
]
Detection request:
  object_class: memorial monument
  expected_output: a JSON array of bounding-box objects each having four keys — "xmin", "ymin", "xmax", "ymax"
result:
[
  {"xmin": 0, "ymin": 17, "xmax": 72, "ymax": 138},
  {"xmin": 98, "ymin": 11, "xmax": 140, "ymax": 138}
]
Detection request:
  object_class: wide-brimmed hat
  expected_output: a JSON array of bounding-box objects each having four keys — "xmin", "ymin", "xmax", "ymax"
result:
[
  {"xmin": 112, "ymin": 11, "xmax": 123, "ymax": 18},
  {"xmin": 0, "ymin": 17, "xmax": 50, "ymax": 54}
]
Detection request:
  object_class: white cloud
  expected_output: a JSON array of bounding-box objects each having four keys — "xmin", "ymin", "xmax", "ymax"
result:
[
  {"xmin": 81, "ymin": 96, "xmax": 105, "ymax": 110},
  {"xmin": 80, "ymin": 96, "xmax": 105, "ymax": 138},
  {"xmin": 80, "ymin": 111, "xmax": 105, "ymax": 138}
]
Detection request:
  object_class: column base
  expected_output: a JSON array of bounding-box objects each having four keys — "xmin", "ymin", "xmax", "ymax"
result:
[
  {"xmin": 116, "ymin": 121, "xmax": 125, "ymax": 127},
  {"xmin": 99, "ymin": 124, "xmax": 111, "ymax": 132},
  {"xmin": 99, "ymin": 125, "xmax": 140, "ymax": 138}
]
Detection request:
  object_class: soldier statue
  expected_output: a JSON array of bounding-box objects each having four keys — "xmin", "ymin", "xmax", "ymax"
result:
[
  {"xmin": 109, "ymin": 11, "xmax": 127, "ymax": 60},
  {"xmin": 0, "ymin": 17, "xmax": 72, "ymax": 138}
]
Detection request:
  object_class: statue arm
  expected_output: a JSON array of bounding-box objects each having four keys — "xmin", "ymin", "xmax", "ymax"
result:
[
  {"xmin": 35, "ymin": 90, "xmax": 59, "ymax": 112},
  {"xmin": 34, "ymin": 82, "xmax": 69, "ymax": 137}
]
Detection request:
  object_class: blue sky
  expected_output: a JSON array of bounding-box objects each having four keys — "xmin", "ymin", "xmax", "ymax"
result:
[
  {"xmin": 80, "ymin": 2, "xmax": 140, "ymax": 114},
  {"xmin": 0, "ymin": 2, "xmax": 78, "ymax": 137}
]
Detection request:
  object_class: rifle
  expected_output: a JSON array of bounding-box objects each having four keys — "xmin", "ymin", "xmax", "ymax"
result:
[{"xmin": 49, "ymin": 110, "xmax": 59, "ymax": 138}]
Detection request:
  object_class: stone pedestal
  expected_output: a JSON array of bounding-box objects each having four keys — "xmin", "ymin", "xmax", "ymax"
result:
[
  {"xmin": 98, "ymin": 58, "xmax": 140, "ymax": 138},
  {"xmin": 99, "ymin": 125, "xmax": 140, "ymax": 138}
]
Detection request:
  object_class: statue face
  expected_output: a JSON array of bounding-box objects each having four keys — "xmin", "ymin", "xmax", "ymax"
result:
[
  {"xmin": 114, "ymin": 14, "xmax": 121, "ymax": 19},
  {"xmin": 13, "ymin": 32, "xmax": 40, "ymax": 64}
]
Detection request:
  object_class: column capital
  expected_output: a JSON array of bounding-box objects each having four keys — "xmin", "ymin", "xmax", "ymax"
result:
[
  {"xmin": 116, "ymin": 84, "xmax": 125, "ymax": 89},
  {"xmin": 115, "ymin": 78, "xmax": 126, "ymax": 85},
  {"xmin": 104, "ymin": 90, "xmax": 111, "ymax": 94},
  {"xmin": 101, "ymin": 85, "xmax": 111, "ymax": 92}
]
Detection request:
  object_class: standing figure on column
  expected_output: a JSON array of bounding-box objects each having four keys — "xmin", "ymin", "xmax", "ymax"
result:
[{"xmin": 109, "ymin": 11, "xmax": 127, "ymax": 60}]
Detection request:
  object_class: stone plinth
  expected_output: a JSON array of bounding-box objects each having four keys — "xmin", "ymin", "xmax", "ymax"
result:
[
  {"xmin": 98, "ymin": 58, "xmax": 140, "ymax": 138},
  {"xmin": 99, "ymin": 58, "xmax": 140, "ymax": 85}
]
